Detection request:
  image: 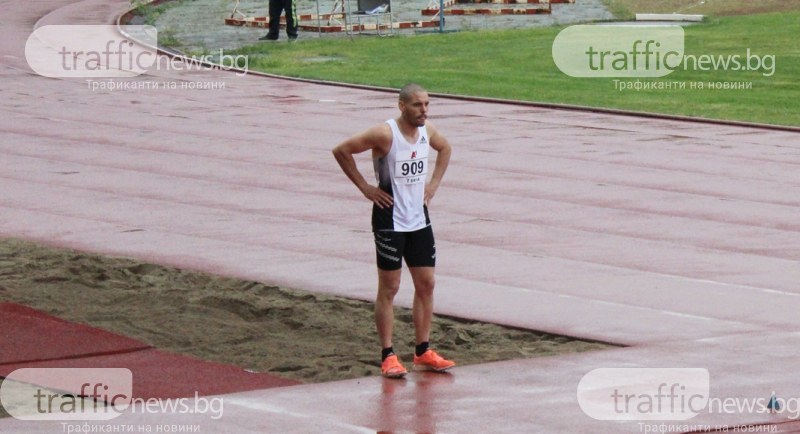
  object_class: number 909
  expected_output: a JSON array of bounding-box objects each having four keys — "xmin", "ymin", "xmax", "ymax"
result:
[{"xmin": 401, "ymin": 160, "xmax": 424, "ymax": 176}]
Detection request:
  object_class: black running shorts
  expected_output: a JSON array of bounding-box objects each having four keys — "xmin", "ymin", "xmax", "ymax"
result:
[{"xmin": 374, "ymin": 226, "xmax": 436, "ymax": 271}]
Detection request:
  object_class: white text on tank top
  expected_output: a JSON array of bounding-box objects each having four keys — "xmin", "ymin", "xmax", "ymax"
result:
[{"xmin": 384, "ymin": 119, "xmax": 429, "ymax": 232}]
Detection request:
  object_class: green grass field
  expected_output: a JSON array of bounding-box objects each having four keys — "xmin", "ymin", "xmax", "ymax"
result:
[
  {"xmin": 605, "ymin": 0, "xmax": 800, "ymax": 19},
  {"xmin": 231, "ymin": 9, "xmax": 799, "ymax": 127}
]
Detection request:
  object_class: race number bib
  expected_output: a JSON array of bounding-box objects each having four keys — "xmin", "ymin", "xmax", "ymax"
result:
[{"xmin": 394, "ymin": 155, "xmax": 427, "ymax": 185}]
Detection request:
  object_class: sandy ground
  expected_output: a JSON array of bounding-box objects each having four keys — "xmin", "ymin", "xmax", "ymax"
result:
[
  {"xmin": 0, "ymin": 238, "xmax": 610, "ymax": 391},
  {"xmin": 146, "ymin": 0, "xmax": 613, "ymax": 52}
]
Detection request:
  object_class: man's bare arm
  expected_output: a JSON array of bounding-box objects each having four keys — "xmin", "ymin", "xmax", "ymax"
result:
[
  {"xmin": 424, "ymin": 122, "xmax": 452, "ymax": 205},
  {"xmin": 332, "ymin": 125, "xmax": 394, "ymax": 209}
]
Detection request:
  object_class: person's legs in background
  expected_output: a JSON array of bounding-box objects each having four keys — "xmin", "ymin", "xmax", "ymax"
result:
[
  {"xmin": 260, "ymin": 0, "xmax": 282, "ymax": 40},
  {"xmin": 284, "ymin": 0, "xmax": 298, "ymax": 39}
]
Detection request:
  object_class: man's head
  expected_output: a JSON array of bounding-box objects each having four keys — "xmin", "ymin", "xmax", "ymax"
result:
[{"xmin": 398, "ymin": 83, "xmax": 429, "ymax": 127}]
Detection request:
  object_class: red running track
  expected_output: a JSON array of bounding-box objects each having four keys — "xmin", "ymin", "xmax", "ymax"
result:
[
  {"xmin": 1, "ymin": 0, "xmax": 800, "ymax": 431},
  {"xmin": 0, "ymin": 303, "xmax": 299, "ymax": 399}
]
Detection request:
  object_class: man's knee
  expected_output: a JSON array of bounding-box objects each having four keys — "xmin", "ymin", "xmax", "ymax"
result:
[
  {"xmin": 411, "ymin": 268, "xmax": 435, "ymax": 296},
  {"xmin": 378, "ymin": 270, "xmax": 402, "ymax": 299}
]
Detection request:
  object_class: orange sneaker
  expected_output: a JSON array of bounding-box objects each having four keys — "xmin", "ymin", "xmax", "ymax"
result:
[
  {"xmin": 413, "ymin": 349, "xmax": 455, "ymax": 372},
  {"xmin": 381, "ymin": 354, "xmax": 408, "ymax": 378}
]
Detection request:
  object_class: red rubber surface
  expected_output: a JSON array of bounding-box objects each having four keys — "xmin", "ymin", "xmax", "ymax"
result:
[{"xmin": 0, "ymin": 303, "xmax": 299, "ymax": 400}]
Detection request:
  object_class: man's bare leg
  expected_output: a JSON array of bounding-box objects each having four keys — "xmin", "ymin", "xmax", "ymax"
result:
[
  {"xmin": 409, "ymin": 266, "xmax": 435, "ymax": 345},
  {"xmin": 409, "ymin": 266, "xmax": 455, "ymax": 371},
  {"xmin": 377, "ymin": 268, "xmax": 408, "ymax": 377},
  {"xmin": 376, "ymin": 268, "xmax": 402, "ymax": 349}
]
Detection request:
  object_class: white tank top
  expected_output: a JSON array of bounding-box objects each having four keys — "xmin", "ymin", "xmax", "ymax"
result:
[{"xmin": 372, "ymin": 119, "xmax": 431, "ymax": 232}]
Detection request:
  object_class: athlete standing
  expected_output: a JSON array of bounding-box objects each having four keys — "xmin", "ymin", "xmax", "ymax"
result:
[{"xmin": 332, "ymin": 83, "xmax": 455, "ymax": 378}]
